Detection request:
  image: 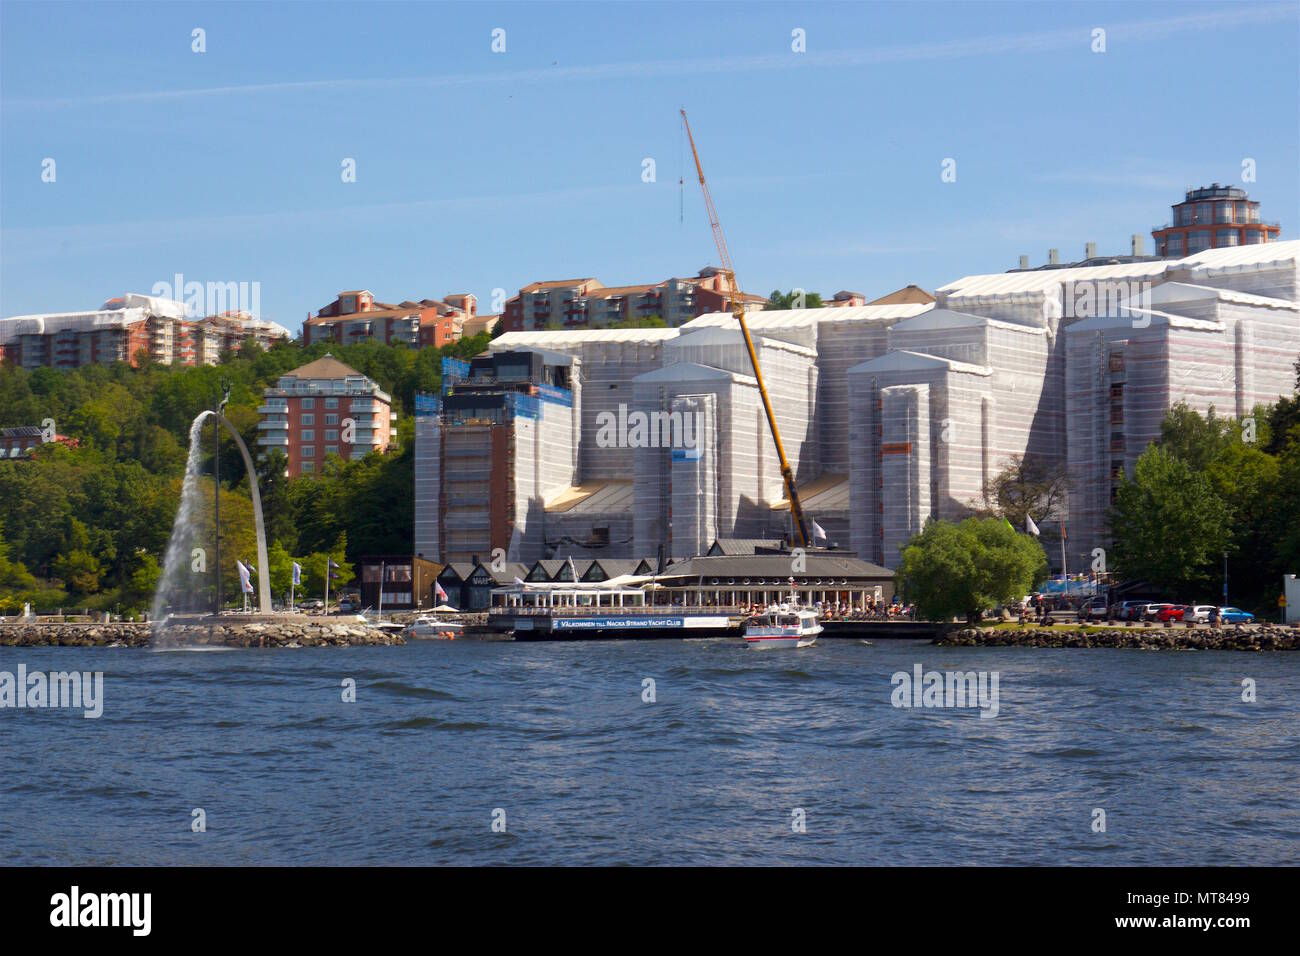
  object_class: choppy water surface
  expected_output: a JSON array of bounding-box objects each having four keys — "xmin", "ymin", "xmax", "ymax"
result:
[{"xmin": 1, "ymin": 639, "xmax": 1296, "ymax": 864}]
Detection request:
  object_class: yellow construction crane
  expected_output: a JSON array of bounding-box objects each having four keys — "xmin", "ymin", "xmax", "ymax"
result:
[{"xmin": 680, "ymin": 109, "xmax": 810, "ymax": 549}]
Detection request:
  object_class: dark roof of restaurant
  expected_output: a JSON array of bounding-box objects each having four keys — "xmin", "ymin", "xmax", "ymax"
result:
[
  {"xmin": 659, "ymin": 553, "xmax": 893, "ymax": 580},
  {"xmin": 706, "ymin": 538, "xmax": 785, "ymax": 556},
  {"xmin": 582, "ymin": 558, "xmax": 652, "ymax": 577}
]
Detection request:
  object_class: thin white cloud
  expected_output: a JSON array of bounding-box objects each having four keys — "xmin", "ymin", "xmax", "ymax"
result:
[
  {"xmin": 0, "ymin": 183, "xmax": 639, "ymax": 259},
  {"xmin": 4, "ymin": 5, "xmax": 1292, "ymax": 109},
  {"xmin": 1033, "ymin": 170, "xmax": 1188, "ymax": 192}
]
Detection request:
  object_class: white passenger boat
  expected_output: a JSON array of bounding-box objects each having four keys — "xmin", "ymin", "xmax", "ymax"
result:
[
  {"xmin": 744, "ymin": 603, "xmax": 822, "ymax": 649},
  {"xmin": 403, "ymin": 615, "xmax": 464, "ymax": 640}
]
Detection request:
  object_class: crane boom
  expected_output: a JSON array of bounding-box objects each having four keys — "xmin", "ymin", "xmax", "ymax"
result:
[{"xmin": 680, "ymin": 109, "xmax": 810, "ymax": 549}]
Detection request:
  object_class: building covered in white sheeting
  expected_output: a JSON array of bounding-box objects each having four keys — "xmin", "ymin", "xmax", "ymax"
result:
[{"xmin": 416, "ymin": 242, "xmax": 1299, "ymax": 569}]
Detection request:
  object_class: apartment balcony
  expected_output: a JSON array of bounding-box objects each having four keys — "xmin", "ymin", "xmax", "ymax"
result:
[
  {"xmin": 258, "ymin": 418, "xmax": 289, "ymax": 429},
  {"xmin": 258, "ymin": 404, "xmax": 288, "ymax": 415},
  {"xmin": 258, "ymin": 433, "xmax": 290, "ymax": 447}
]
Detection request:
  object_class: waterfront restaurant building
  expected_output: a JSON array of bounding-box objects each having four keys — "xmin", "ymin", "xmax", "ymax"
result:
[
  {"xmin": 645, "ymin": 553, "xmax": 896, "ymax": 608},
  {"xmin": 481, "ymin": 551, "xmax": 896, "ymax": 611}
]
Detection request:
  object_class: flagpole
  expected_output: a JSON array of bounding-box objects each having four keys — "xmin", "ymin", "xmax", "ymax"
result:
[
  {"xmin": 378, "ymin": 560, "xmax": 385, "ymax": 622},
  {"xmin": 325, "ymin": 560, "xmax": 330, "ymax": 616},
  {"xmin": 1059, "ymin": 516, "xmax": 1068, "ymax": 579}
]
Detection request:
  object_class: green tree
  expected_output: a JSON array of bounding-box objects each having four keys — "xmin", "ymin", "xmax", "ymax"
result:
[
  {"xmin": 767, "ymin": 289, "xmax": 824, "ymax": 310},
  {"xmin": 52, "ymin": 549, "xmax": 102, "ymax": 596},
  {"xmin": 609, "ymin": 315, "xmax": 667, "ymax": 329},
  {"xmin": 0, "ymin": 523, "xmax": 39, "ymax": 612},
  {"xmin": 896, "ymin": 517, "xmax": 1047, "ymax": 623},
  {"xmin": 1157, "ymin": 402, "xmax": 1234, "ymax": 472},
  {"xmin": 267, "ymin": 541, "xmax": 295, "ymax": 600},
  {"xmin": 302, "ymin": 534, "xmax": 354, "ymax": 602},
  {"xmin": 1264, "ymin": 356, "xmax": 1300, "ymax": 456},
  {"xmin": 124, "ymin": 552, "xmax": 161, "ymax": 612},
  {"xmin": 1108, "ymin": 445, "xmax": 1233, "ymax": 596},
  {"xmin": 979, "ymin": 453, "xmax": 1069, "ymax": 531}
]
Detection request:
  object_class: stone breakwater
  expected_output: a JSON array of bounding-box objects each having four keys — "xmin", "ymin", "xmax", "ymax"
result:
[
  {"xmin": 0, "ymin": 621, "xmax": 404, "ymax": 648},
  {"xmin": 937, "ymin": 625, "xmax": 1299, "ymax": 651}
]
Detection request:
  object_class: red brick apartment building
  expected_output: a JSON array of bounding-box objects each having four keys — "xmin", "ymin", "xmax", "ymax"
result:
[
  {"xmin": 257, "ymin": 354, "xmax": 395, "ymax": 477},
  {"xmin": 303, "ymin": 290, "xmax": 483, "ymax": 349},
  {"xmin": 500, "ymin": 267, "xmax": 768, "ymax": 332}
]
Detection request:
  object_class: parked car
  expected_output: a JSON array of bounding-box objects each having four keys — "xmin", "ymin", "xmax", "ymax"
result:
[
  {"xmin": 1155, "ymin": 604, "xmax": 1186, "ymax": 622},
  {"xmin": 337, "ymin": 598, "xmax": 359, "ymax": 613},
  {"xmin": 1218, "ymin": 607, "xmax": 1255, "ymax": 624},
  {"xmin": 1138, "ymin": 600, "xmax": 1170, "ymax": 624},
  {"xmin": 1111, "ymin": 600, "xmax": 1147, "ymax": 620},
  {"xmin": 1188, "ymin": 605, "xmax": 1217, "ymax": 624},
  {"xmin": 1083, "ymin": 599, "xmax": 1109, "ymax": 620},
  {"xmin": 303, "ymin": 599, "xmax": 324, "ymax": 611}
]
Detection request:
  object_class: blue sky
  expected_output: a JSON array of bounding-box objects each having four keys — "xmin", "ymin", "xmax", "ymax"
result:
[{"xmin": 2, "ymin": 0, "xmax": 1297, "ymax": 326}]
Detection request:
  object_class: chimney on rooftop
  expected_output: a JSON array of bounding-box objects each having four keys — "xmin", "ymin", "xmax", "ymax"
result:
[
  {"xmin": 1085, "ymin": 241, "xmax": 1097, "ymax": 260},
  {"xmin": 1048, "ymin": 248, "xmax": 1060, "ymax": 265},
  {"xmin": 1019, "ymin": 255, "xmax": 1029, "ymax": 270},
  {"xmin": 1131, "ymin": 234, "xmax": 1144, "ymax": 256}
]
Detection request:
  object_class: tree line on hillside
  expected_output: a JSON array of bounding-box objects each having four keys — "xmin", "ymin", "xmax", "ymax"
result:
[{"xmin": 0, "ymin": 333, "xmax": 488, "ymax": 616}]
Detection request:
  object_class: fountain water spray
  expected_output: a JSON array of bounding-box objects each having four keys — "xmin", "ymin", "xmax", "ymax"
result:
[{"xmin": 151, "ymin": 409, "xmax": 272, "ymax": 630}]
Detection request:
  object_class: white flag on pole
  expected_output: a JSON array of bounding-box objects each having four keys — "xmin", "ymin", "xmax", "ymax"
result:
[
  {"xmin": 292, "ymin": 561, "xmax": 302, "ymax": 585},
  {"xmin": 436, "ymin": 581, "xmax": 448, "ymax": 601},
  {"xmin": 1026, "ymin": 515, "xmax": 1041, "ymax": 537},
  {"xmin": 235, "ymin": 560, "xmax": 254, "ymax": 594},
  {"xmin": 810, "ymin": 517, "xmax": 827, "ymax": 541}
]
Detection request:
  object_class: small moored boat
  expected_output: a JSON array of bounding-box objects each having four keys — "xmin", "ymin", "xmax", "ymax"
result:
[
  {"xmin": 744, "ymin": 603, "xmax": 821, "ymax": 649},
  {"xmin": 403, "ymin": 615, "xmax": 463, "ymax": 640}
]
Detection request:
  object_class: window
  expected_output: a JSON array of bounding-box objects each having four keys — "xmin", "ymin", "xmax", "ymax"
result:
[
  {"xmin": 301, "ymin": 461, "xmax": 314, "ymax": 473},
  {"xmin": 325, "ymin": 429, "xmax": 338, "ymax": 441},
  {"xmin": 325, "ymin": 446, "xmax": 338, "ymax": 457},
  {"xmin": 1109, "ymin": 352, "xmax": 1125, "ymax": 373},
  {"xmin": 325, "ymin": 414, "xmax": 338, "ymax": 425},
  {"xmin": 301, "ymin": 446, "xmax": 314, "ymax": 457},
  {"xmin": 1187, "ymin": 230, "xmax": 1212, "ymax": 254},
  {"xmin": 301, "ymin": 414, "xmax": 314, "ymax": 426},
  {"xmin": 1215, "ymin": 229, "xmax": 1238, "ymax": 247},
  {"xmin": 301, "ymin": 398, "xmax": 315, "ymax": 410},
  {"xmin": 301, "ymin": 430, "xmax": 315, "ymax": 442},
  {"xmin": 325, "ymin": 397, "xmax": 338, "ymax": 408},
  {"xmin": 1165, "ymin": 234, "xmax": 1184, "ymax": 256}
]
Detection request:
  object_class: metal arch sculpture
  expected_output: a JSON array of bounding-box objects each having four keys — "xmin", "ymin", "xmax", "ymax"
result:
[{"xmin": 196, "ymin": 409, "xmax": 272, "ymax": 614}]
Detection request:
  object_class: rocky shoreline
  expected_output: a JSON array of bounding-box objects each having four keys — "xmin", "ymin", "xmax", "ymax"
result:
[
  {"xmin": 0, "ymin": 620, "xmax": 404, "ymax": 648},
  {"xmin": 937, "ymin": 624, "xmax": 1299, "ymax": 651}
]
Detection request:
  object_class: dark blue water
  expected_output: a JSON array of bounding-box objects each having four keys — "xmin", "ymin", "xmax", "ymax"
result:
[{"xmin": 1, "ymin": 640, "xmax": 1296, "ymax": 865}]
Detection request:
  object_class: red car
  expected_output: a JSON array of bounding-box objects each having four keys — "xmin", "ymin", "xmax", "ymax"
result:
[{"xmin": 1154, "ymin": 604, "xmax": 1186, "ymax": 622}]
